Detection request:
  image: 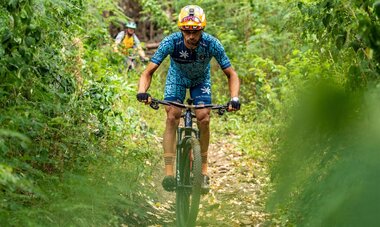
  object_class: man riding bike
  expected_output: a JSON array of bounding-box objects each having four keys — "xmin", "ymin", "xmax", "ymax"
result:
[
  {"xmin": 136, "ymin": 5, "xmax": 241, "ymax": 192},
  {"xmin": 114, "ymin": 21, "xmax": 149, "ymax": 69}
]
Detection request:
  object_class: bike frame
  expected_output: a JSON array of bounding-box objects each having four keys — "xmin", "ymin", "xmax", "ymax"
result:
[
  {"xmin": 150, "ymin": 98, "xmax": 227, "ymax": 187},
  {"xmin": 149, "ymin": 98, "xmax": 227, "ymax": 226}
]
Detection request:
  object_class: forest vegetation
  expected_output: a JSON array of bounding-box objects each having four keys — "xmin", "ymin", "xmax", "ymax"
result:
[{"xmin": 1, "ymin": 0, "xmax": 379, "ymax": 226}]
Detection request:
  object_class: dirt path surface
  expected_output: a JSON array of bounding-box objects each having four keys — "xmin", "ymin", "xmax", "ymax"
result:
[
  {"xmin": 196, "ymin": 140, "xmax": 270, "ymax": 226},
  {"xmin": 146, "ymin": 139, "xmax": 270, "ymax": 226}
]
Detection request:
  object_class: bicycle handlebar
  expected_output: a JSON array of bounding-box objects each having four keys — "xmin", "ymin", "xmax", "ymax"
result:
[{"xmin": 149, "ymin": 98, "xmax": 228, "ymax": 115}]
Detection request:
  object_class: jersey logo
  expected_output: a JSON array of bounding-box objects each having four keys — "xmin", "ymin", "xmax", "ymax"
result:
[
  {"xmin": 201, "ymin": 86, "xmax": 211, "ymax": 94},
  {"xmin": 179, "ymin": 50, "xmax": 189, "ymax": 59}
]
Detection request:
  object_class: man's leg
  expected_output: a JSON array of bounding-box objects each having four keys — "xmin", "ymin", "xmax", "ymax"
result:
[
  {"xmin": 163, "ymin": 106, "xmax": 182, "ymax": 176},
  {"xmin": 195, "ymin": 108, "xmax": 211, "ymax": 175}
]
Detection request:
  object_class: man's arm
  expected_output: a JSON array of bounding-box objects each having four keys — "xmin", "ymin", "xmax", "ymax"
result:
[
  {"xmin": 137, "ymin": 34, "xmax": 171, "ymax": 100},
  {"xmin": 222, "ymin": 66, "xmax": 240, "ymax": 98},
  {"xmin": 137, "ymin": 46, "xmax": 149, "ymax": 61},
  {"xmin": 138, "ymin": 62, "xmax": 159, "ymax": 93},
  {"xmin": 222, "ymin": 66, "xmax": 241, "ymax": 111}
]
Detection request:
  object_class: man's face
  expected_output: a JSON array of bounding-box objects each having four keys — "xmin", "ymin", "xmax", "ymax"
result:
[
  {"xmin": 126, "ymin": 28, "xmax": 135, "ymax": 35},
  {"xmin": 181, "ymin": 29, "xmax": 202, "ymax": 49}
]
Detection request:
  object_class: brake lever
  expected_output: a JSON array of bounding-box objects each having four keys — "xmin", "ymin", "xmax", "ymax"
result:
[
  {"xmin": 218, "ymin": 108, "xmax": 226, "ymax": 116},
  {"xmin": 150, "ymin": 101, "xmax": 159, "ymax": 110}
]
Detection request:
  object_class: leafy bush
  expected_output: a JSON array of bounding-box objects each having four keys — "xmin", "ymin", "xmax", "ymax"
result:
[
  {"xmin": 0, "ymin": 0, "xmax": 162, "ymax": 225},
  {"xmin": 268, "ymin": 81, "xmax": 380, "ymax": 226}
]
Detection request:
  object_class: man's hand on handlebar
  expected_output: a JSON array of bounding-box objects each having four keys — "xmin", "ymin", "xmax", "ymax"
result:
[
  {"xmin": 136, "ymin": 93, "xmax": 152, "ymax": 104},
  {"xmin": 227, "ymin": 97, "xmax": 241, "ymax": 112}
]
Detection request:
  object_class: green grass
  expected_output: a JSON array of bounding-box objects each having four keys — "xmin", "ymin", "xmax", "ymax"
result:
[{"xmin": 1, "ymin": 149, "xmax": 162, "ymax": 226}]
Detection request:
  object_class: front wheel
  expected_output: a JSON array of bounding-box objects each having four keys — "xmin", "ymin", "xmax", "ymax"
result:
[{"xmin": 176, "ymin": 138, "xmax": 202, "ymax": 227}]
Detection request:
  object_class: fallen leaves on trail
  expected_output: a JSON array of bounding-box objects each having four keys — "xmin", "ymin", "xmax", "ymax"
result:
[{"xmin": 197, "ymin": 141, "xmax": 270, "ymax": 226}]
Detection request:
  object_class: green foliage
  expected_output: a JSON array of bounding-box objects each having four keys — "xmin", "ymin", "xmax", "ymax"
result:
[
  {"xmin": 1, "ymin": 154, "xmax": 160, "ymax": 226},
  {"xmin": 296, "ymin": 0, "xmax": 380, "ymax": 85},
  {"xmin": 0, "ymin": 0, "xmax": 162, "ymax": 225},
  {"xmin": 138, "ymin": 0, "xmax": 174, "ymax": 33},
  {"xmin": 268, "ymin": 82, "xmax": 380, "ymax": 226}
]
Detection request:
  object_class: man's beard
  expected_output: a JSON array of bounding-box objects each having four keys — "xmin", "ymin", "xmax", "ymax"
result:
[{"xmin": 186, "ymin": 39, "xmax": 199, "ymax": 48}]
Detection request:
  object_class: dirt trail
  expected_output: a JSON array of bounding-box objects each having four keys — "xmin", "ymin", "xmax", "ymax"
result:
[
  {"xmin": 196, "ymin": 140, "xmax": 270, "ymax": 226},
  {"xmin": 147, "ymin": 138, "xmax": 270, "ymax": 226}
]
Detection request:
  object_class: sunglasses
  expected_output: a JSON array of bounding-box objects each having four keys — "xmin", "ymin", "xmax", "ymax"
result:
[
  {"xmin": 181, "ymin": 15, "xmax": 202, "ymax": 23},
  {"xmin": 181, "ymin": 25, "xmax": 202, "ymax": 31}
]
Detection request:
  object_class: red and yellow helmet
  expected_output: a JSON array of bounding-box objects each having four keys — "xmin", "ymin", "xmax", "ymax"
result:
[{"xmin": 177, "ymin": 5, "xmax": 206, "ymax": 31}]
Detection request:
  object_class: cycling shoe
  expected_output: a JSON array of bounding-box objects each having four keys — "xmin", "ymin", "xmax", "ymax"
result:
[{"xmin": 162, "ymin": 176, "xmax": 176, "ymax": 192}]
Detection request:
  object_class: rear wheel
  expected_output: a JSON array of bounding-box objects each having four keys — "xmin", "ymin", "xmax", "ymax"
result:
[{"xmin": 176, "ymin": 138, "xmax": 202, "ymax": 227}]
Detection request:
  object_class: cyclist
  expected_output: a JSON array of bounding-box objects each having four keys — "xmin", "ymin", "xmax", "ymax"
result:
[
  {"xmin": 114, "ymin": 21, "xmax": 149, "ymax": 69},
  {"xmin": 136, "ymin": 5, "xmax": 240, "ymax": 192}
]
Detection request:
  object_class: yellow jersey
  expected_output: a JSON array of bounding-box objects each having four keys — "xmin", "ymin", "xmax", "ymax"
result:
[
  {"xmin": 122, "ymin": 35, "xmax": 134, "ymax": 49},
  {"xmin": 115, "ymin": 31, "xmax": 141, "ymax": 55}
]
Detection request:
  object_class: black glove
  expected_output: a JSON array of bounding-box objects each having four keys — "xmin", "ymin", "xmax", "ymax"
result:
[
  {"xmin": 136, "ymin": 93, "xmax": 151, "ymax": 103},
  {"xmin": 227, "ymin": 97, "xmax": 241, "ymax": 111}
]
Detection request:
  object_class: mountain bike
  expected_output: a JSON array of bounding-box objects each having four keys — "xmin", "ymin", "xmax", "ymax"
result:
[{"xmin": 149, "ymin": 98, "xmax": 227, "ymax": 227}]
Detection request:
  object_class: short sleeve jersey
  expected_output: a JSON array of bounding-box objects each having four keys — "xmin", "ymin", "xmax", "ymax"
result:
[{"xmin": 150, "ymin": 32, "xmax": 231, "ymax": 88}]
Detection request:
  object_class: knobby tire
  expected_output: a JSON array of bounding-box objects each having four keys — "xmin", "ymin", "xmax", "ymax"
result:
[{"xmin": 176, "ymin": 138, "xmax": 202, "ymax": 227}]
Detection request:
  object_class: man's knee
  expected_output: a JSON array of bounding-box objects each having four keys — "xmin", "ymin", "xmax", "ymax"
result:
[
  {"xmin": 196, "ymin": 113, "xmax": 210, "ymax": 127},
  {"xmin": 166, "ymin": 115, "xmax": 180, "ymax": 126},
  {"xmin": 166, "ymin": 107, "xmax": 181, "ymax": 125}
]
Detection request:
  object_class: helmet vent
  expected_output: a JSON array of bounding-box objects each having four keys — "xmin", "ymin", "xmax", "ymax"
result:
[{"xmin": 189, "ymin": 8, "xmax": 194, "ymax": 16}]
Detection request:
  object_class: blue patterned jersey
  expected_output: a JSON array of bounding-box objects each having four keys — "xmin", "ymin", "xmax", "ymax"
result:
[{"xmin": 150, "ymin": 32, "xmax": 231, "ymax": 88}]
